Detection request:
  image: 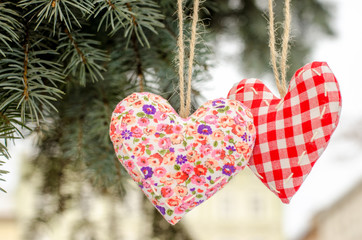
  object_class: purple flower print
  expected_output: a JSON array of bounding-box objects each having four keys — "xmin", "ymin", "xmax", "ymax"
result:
[
  {"xmin": 156, "ymin": 205, "xmax": 166, "ymax": 215},
  {"xmin": 143, "ymin": 104, "xmax": 156, "ymax": 115},
  {"xmin": 241, "ymin": 132, "xmax": 247, "ymax": 142},
  {"xmin": 226, "ymin": 146, "xmax": 236, "ymax": 152},
  {"xmin": 121, "ymin": 130, "xmax": 133, "ymax": 139},
  {"xmin": 222, "ymin": 163, "xmax": 236, "ymax": 176},
  {"xmin": 212, "ymin": 99, "xmax": 225, "ymax": 108},
  {"xmin": 141, "ymin": 166, "xmax": 154, "ymax": 179},
  {"xmin": 197, "ymin": 125, "xmax": 213, "ymax": 135},
  {"xmin": 176, "ymin": 155, "xmax": 187, "ymax": 165}
]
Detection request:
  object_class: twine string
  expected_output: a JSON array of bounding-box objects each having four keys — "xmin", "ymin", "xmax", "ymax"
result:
[
  {"xmin": 280, "ymin": 0, "xmax": 291, "ymax": 95},
  {"xmin": 177, "ymin": 0, "xmax": 200, "ymax": 118},
  {"xmin": 185, "ymin": 0, "xmax": 200, "ymax": 117},
  {"xmin": 268, "ymin": 0, "xmax": 292, "ymax": 97},
  {"xmin": 177, "ymin": 0, "xmax": 186, "ymax": 117}
]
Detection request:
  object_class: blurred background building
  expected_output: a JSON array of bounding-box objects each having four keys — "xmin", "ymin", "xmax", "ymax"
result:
[
  {"xmin": 300, "ymin": 180, "xmax": 362, "ymax": 240},
  {"xmin": 184, "ymin": 169, "xmax": 284, "ymax": 240}
]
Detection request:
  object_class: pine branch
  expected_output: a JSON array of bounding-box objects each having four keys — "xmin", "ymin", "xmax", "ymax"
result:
[
  {"xmin": 0, "ymin": 2, "xmax": 22, "ymax": 57},
  {"xmin": 124, "ymin": 1, "xmax": 165, "ymax": 47},
  {"xmin": 58, "ymin": 27, "xmax": 109, "ymax": 85},
  {"xmin": 23, "ymin": 29, "xmax": 30, "ymax": 101},
  {"xmin": 93, "ymin": 0, "xmax": 165, "ymax": 47},
  {"xmin": 93, "ymin": 0, "xmax": 132, "ymax": 33},
  {"xmin": 0, "ymin": 26, "xmax": 65, "ymax": 124},
  {"xmin": 0, "ymin": 104, "xmax": 26, "ymax": 193},
  {"xmin": 0, "ymin": 160, "xmax": 9, "ymax": 192},
  {"xmin": 64, "ymin": 27, "xmax": 87, "ymax": 64},
  {"xmin": 19, "ymin": 0, "xmax": 94, "ymax": 33}
]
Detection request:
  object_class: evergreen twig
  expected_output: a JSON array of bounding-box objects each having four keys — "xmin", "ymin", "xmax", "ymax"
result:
[
  {"xmin": 58, "ymin": 28, "xmax": 109, "ymax": 85},
  {"xmin": 19, "ymin": 0, "xmax": 94, "ymax": 33},
  {"xmin": 0, "ymin": 2, "xmax": 22, "ymax": 57},
  {"xmin": 93, "ymin": 0, "xmax": 165, "ymax": 47}
]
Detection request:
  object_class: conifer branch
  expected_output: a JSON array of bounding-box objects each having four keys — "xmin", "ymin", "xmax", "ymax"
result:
[
  {"xmin": 93, "ymin": 0, "xmax": 164, "ymax": 47},
  {"xmin": 51, "ymin": 0, "xmax": 57, "ymax": 8},
  {"xmin": 0, "ymin": 27, "xmax": 65, "ymax": 124},
  {"xmin": 19, "ymin": 0, "xmax": 94, "ymax": 33},
  {"xmin": 93, "ymin": 0, "xmax": 131, "ymax": 33},
  {"xmin": 0, "ymin": 2, "xmax": 21, "ymax": 57},
  {"xmin": 0, "ymin": 104, "xmax": 25, "ymax": 192},
  {"xmin": 64, "ymin": 27, "xmax": 87, "ymax": 64},
  {"xmin": 23, "ymin": 28, "xmax": 30, "ymax": 101},
  {"xmin": 58, "ymin": 29, "xmax": 109, "ymax": 85},
  {"xmin": 0, "ymin": 112, "xmax": 10, "ymax": 125},
  {"xmin": 126, "ymin": 3, "xmax": 137, "ymax": 26},
  {"xmin": 106, "ymin": 0, "xmax": 116, "ymax": 10}
]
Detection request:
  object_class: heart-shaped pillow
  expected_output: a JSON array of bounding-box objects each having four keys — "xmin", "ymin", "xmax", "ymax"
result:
[
  {"xmin": 227, "ymin": 62, "xmax": 342, "ymax": 203},
  {"xmin": 110, "ymin": 92, "xmax": 256, "ymax": 224}
]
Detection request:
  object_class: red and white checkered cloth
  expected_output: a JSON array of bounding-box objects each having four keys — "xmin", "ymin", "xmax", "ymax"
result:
[{"xmin": 227, "ymin": 62, "xmax": 342, "ymax": 203}]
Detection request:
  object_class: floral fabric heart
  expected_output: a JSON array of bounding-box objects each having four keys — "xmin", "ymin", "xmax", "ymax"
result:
[
  {"xmin": 110, "ymin": 92, "xmax": 256, "ymax": 224},
  {"xmin": 227, "ymin": 62, "xmax": 342, "ymax": 203}
]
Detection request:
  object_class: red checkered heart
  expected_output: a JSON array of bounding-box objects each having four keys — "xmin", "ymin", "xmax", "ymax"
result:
[{"xmin": 227, "ymin": 62, "xmax": 342, "ymax": 203}]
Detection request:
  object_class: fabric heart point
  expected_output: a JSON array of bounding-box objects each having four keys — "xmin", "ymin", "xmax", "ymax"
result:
[{"xmin": 110, "ymin": 92, "xmax": 256, "ymax": 224}]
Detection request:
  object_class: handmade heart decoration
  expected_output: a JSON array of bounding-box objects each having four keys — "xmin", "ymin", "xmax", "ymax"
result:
[
  {"xmin": 227, "ymin": 62, "xmax": 342, "ymax": 204},
  {"xmin": 110, "ymin": 92, "xmax": 256, "ymax": 224}
]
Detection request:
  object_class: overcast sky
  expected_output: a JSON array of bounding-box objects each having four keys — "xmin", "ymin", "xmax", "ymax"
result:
[{"xmin": 1, "ymin": 0, "xmax": 362, "ymax": 239}]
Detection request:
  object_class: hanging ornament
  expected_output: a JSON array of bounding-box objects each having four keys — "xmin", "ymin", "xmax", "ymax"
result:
[
  {"xmin": 109, "ymin": 0, "xmax": 256, "ymax": 224},
  {"xmin": 110, "ymin": 92, "xmax": 256, "ymax": 224},
  {"xmin": 227, "ymin": 0, "xmax": 342, "ymax": 203},
  {"xmin": 228, "ymin": 62, "xmax": 342, "ymax": 203}
]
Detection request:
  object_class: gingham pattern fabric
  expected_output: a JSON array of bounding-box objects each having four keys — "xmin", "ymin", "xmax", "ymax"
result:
[{"xmin": 227, "ymin": 62, "xmax": 342, "ymax": 203}]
